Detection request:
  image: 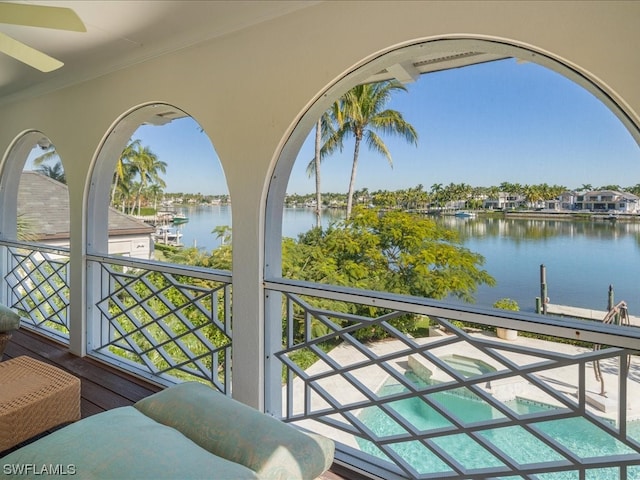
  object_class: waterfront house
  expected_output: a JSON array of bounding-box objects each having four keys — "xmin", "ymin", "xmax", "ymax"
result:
[
  {"xmin": 0, "ymin": 2, "xmax": 639, "ymax": 479},
  {"xmin": 484, "ymin": 191, "xmax": 527, "ymax": 210},
  {"xmin": 541, "ymin": 190, "xmax": 579, "ymax": 211},
  {"xmin": 557, "ymin": 190, "xmax": 579, "ymax": 211},
  {"xmin": 18, "ymin": 171, "xmax": 154, "ymax": 259},
  {"xmin": 575, "ymin": 189, "xmax": 640, "ymax": 213}
]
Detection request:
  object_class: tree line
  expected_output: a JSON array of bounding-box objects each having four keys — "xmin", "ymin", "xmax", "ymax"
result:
[{"xmin": 287, "ymin": 181, "xmax": 640, "ymax": 212}]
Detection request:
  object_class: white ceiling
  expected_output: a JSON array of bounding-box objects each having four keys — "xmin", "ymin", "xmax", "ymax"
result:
[
  {"xmin": 0, "ymin": 0, "xmax": 511, "ymax": 109},
  {"xmin": 0, "ymin": 0, "xmax": 318, "ymax": 103}
]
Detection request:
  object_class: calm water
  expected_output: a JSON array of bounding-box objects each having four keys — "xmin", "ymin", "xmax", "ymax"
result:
[{"xmin": 171, "ymin": 205, "xmax": 640, "ymax": 315}]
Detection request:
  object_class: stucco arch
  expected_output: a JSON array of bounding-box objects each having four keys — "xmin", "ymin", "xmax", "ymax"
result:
[{"xmin": 84, "ymin": 101, "xmax": 230, "ymax": 358}]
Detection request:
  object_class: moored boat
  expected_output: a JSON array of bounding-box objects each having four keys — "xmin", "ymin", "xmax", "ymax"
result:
[
  {"xmin": 171, "ymin": 213, "xmax": 189, "ymax": 224},
  {"xmin": 454, "ymin": 211, "xmax": 476, "ymax": 218}
]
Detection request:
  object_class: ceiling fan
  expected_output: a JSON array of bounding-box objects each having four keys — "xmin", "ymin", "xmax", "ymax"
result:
[{"xmin": 0, "ymin": 1, "xmax": 85, "ymax": 72}]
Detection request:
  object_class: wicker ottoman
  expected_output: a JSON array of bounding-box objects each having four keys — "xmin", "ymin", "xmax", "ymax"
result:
[
  {"xmin": 0, "ymin": 356, "xmax": 81, "ymax": 451},
  {"xmin": 0, "ymin": 331, "xmax": 12, "ymax": 360}
]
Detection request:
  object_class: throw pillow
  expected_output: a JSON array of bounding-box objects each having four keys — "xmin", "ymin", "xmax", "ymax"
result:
[{"xmin": 0, "ymin": 303, "xmax": 20, "ymax": 332}]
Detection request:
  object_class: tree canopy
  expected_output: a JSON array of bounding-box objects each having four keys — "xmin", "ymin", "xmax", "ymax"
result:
[{"xmin": 285, "ymin": 206, "xmax": 495, "ymax": 302}]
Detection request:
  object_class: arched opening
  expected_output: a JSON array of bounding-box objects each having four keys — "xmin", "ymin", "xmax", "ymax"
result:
[
  {"xmin": 268, "ymin": 38, "xmax": 640, "ymax": 279},
  {"xmin": 0, "ymin": 131, "xmax": 71, "ymax": 341},
  {"xmin": 86, "ymin": 103, "xmax": 233, "ymax": 390},
  {"xmin": 265, "ymin": 37, "xmax": 640, "ymax": 479}
]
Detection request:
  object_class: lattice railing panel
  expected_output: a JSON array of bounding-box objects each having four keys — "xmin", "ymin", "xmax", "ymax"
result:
[
  {"xmin": 90, "ymin": 258, "xmax": 232, "ymax": 392},
  {"xmin": 3, "ymin": 245, "xmax": 70, "ymax": 340},
  {"xmin": 269, "ymin": 283, "xmax": 640, "ymax": 480}
]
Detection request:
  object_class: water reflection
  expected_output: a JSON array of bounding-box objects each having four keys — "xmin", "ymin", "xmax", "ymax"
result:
[
  {"xmin": 436, "ymin": 215, "xmax": 640, "ymax": 315},
  {"xmin": 438, "ymin": 215, "xmax": 640, "ymax": 243}
]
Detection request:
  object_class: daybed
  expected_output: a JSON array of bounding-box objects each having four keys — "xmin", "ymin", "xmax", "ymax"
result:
[{"xmin": 1, "ymin": 381, "xmax": 335, "ymax": 479}]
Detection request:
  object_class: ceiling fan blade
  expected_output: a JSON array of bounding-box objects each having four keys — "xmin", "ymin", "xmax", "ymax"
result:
[
  {"xmin": 0, "ymin": 2, "xmax": 85, "ymax": 32},
  {"xmin": 0, "ymin": 31, "xmax": 62, "ymax": 71}
]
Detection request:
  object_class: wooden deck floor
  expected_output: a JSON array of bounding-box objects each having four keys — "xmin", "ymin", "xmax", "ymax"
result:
[{"xmin": 0, "ymin": 328, "xmax": 360, "ymax": 479}]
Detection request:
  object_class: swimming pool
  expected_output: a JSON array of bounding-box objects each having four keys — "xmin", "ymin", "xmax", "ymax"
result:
[{"xmin": 356, "ymin": 371, "xmax": 640, "ymax": 479}]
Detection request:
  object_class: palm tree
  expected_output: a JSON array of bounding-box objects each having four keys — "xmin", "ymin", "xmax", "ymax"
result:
[
  {"xmin": 145, "ymin": 183, "xmax": 164, "ymax": 212},
  {"xmin": 598, "ymin": 184, "xmax": 622, "ymax": 192},
  {"xmin": 306, "ymin": 102, "xmax": 343, "ymax": 227},
  {"xmin": 36, "ymin": 161, "xmax": 66, "ymax": 184},
  {"xmin": 311, "ymin": 119, "xmax": 323, "ymax": 227},
  {"xmin": 128, "ymin": 144, "xmax": 167, "ymax": 215},
  {"xmin": 31, "ymin": 144, "xmax": 58, "ymax": 167},
  {"xmin": 32, "ymin": 145, "xmax": 66, "ymax": 184},
  {"xmin": 334, "ymin": 80, "xmax": 418, "ymax": 218},
  {"xmin": 17, "ymin": 214, "xmax": 39, "ymax": 242},
  {"xmin": 524, "ymin": 184, "xmax": 543, "ymax": 208},
  {"xmin": 111, "ymin": 139, "xmax": 142, "ymax": 206},
  {"xmin": 430, "ymin": 183, "xmax": 444, "ymax": 211}
]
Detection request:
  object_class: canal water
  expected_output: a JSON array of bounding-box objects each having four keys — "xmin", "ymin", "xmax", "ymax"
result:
[{"xmin": 173, "ymin": 205, "xmax": 640, "ymax": 315}]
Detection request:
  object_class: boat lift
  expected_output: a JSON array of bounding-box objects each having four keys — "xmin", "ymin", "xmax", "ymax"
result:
[{"xmin": 593, "ymin": 300, "xmax": 631, "ymax": 396}]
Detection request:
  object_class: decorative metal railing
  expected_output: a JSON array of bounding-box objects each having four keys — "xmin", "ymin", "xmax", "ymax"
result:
[
  {"xmin": 1, "ymin": 240, "xmax": 70, "ymax": 342},
  {"xmin": 266, "ymin": 278, "xmax": 640, "ymax": 480},
  {"xmin": 87, "ymin": 254, "xmax": 232, "ymax": 392}
]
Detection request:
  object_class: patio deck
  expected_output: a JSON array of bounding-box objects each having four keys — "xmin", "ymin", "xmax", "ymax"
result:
[{"xmin": 0, "ymin": 328, "xmax": 356, "ymax": 480}]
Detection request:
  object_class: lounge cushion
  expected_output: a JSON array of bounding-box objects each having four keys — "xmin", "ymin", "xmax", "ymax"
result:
[
  {"xmin": 134, "ymin": 382, "xmax": 335, "ymax": 480},
  {"xmin": 0, "ymin": 406, "xmax": 259, "ymax": 479},
  {"xmin": 0, "ymin": 304, "xmax": 20, "ymax": 332}
]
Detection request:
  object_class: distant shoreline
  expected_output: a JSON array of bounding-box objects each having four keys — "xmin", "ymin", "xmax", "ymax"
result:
[
  {"xmin": 420, "ymin": 208, "xmax": 640, "ymax": 221},
  {"xmin": 497, "ymin": 210, "xmax": 640, "ymax": 221}
]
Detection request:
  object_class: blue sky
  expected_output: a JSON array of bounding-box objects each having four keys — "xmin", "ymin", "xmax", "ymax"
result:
[
  {"xmin": 30, "ymin": 58, "xmax": 640, "ymax": 196},
  {"xmin": 132, "ymin": 119, "xmax": 226, "ymax": 195},
  {"xmin": 288, "ymin": 59, "xmax": 640, "ymax": 195}
]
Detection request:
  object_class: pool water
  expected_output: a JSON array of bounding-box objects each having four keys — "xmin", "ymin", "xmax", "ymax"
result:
[
  {"xmin": 356, "ymin": 372, "xmax": 640, "ymax": 479},
  {"xmin": 438, "ymin": 354, "xmax": 496, "ymax": 378}
]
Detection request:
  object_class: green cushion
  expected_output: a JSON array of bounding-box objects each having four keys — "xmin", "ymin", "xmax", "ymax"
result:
[
  {"xmin": 1, "ymin": 406, "xmax": 259, "ymax": 479},
  {"xmin": 0, "ymin": 303, "xmax": 20, "ymax": 332},
  {"xmin": 134, "ymin": 382, "xmax": 335, "ymax": 480}
]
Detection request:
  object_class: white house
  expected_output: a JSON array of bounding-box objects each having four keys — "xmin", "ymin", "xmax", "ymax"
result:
[{"xmin": 574, "ymin": 190, "xmax": 640, "ymax": 213}]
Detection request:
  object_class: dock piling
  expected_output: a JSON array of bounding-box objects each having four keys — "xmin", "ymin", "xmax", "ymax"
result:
[{"xmin": 540, "ymin": 264, "xmax": 548, "ymax": 315}]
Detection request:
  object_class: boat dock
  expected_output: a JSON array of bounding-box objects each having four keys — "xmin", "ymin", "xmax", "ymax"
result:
[{"xmin": 546, "ymin": 303, "xmax": 640, "ymax": 328}]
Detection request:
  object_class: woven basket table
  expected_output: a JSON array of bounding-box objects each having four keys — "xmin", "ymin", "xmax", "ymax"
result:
[
  {"xmin": 0, "ymin": 356, "xmax": 81, "ymax": 451},
  {"xmin": 0, "ymin": 331, "xmax": 11, "ymax": 360}
]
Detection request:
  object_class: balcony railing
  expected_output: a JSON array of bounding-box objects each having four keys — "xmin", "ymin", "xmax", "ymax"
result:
[
  {"xmin": 1, "ymin": 240, "xmax": 70, "ymax": 342},
  {"xmin": 1, "ymin": 241, "xmax": 233, "ymax": 392},
  {"xmin": 6, "ymin": 238, "xmax": 640, "ymax": 478},
  {"xmin": 266, "ymin": 278, "xmax": 640, "ymax": 480},
  {"xmin": 87, "ymin": 254, "xmax": 233, "ymax": 392}
]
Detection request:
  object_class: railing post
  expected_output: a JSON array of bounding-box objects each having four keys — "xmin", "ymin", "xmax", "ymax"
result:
[
  {"xmin": 264, "ymin": 287, "xmax": 283, "ymax": 417},
  {"xmin": 0, "ymin": 243, "xmax": 8, "ymax": 307}
]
